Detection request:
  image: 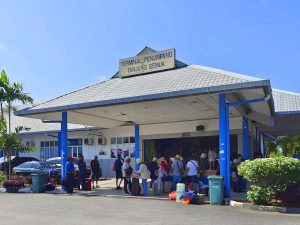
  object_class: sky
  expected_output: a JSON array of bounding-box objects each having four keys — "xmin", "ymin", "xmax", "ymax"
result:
[{"xmin": 0, "ymin": 0, "xmax": 300, "ymax": 103}]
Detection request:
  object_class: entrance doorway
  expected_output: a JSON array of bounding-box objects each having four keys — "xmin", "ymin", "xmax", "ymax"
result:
[{"xmin": 143, "ymin": 135, "xmax": 238, "ymax": 164}]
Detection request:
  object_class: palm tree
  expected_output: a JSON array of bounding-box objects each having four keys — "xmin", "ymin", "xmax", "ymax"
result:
[
  {"xmin": 0, "ymin": 70, "xmax": 9, "ymax": 121},
  {"xmin": 0, "ymin": 70, "xmax": 34, "ymax": 178},
  {"xmin": 0, "ymin": 121, "xmax": 34, "ymax": 178}
]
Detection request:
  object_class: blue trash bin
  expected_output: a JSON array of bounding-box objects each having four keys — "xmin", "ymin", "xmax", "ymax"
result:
[
  {"xmin": 208, "ymin": 176, "xmax": 224, "ymax": 205},
  {"xmin": 31, "ymin": 173, "xmax": 48, "ymax": 193}
]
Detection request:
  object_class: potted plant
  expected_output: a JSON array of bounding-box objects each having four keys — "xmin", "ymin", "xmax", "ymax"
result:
[{"xmin": 3, "ymin": 180, "xmax": 24, "ymax": 193}]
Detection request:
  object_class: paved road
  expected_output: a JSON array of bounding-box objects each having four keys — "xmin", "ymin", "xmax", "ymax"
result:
[{"xmin": 0, "ymin": 193, "xmax": 299, "ymax": 225}]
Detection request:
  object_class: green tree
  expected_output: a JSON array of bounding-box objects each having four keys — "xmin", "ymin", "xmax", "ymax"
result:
[
  {"xmin": 266, "ymin": 135, "xmax": 300, "ymax": 157},
  {"xmin": 0, "ymin": 70, "xmax": 34, "ymax": 178},
  {"xmin": 0, "ymin": 121, "xmax": 35, "ymax": 178},
  {"xmin": 0, "ymin": 70, "xmax": 9, "ymax": 121},
  {"xmin": 0, "ymin": 70, "xmax": 33, "ymax": 133}
]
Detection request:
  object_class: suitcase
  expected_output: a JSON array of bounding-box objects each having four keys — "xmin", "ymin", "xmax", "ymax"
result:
[
  {"xmin": 82, "ymin": 178, "xmax": 92, "ymax": 191},
  {"xmin": 164, "ymin": 181, "xmax": 172, "ymax": 194},
  {"xmin": 131, "ymin": 178, "xmax": 140, "ymax": 196},
  {"xmin": 153, "ymin": 180, "xmax": 161, "ymax": 196}
]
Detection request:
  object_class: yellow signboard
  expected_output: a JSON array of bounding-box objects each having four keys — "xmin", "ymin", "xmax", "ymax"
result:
[{"xmin": 119, "ymin": 48, "xmax": 175, "ymax": 78}]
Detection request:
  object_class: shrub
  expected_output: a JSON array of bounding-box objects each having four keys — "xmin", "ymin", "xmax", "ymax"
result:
[
  {"xmin": 238, "ymin": 157, "xmax": 300, "ymax": 205},
  {"xmin": 0, "ymin": 171, "xmax": 6, "ymax": 182},
  {"xmin": 3, "ymin": 180, "xmax": 23, "ymax": 189}
]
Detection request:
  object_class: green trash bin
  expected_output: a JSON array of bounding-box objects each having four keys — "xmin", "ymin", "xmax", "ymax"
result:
[
  {"xmin": 208, "ymin": 176, "xmax": 224, "ymax": 205},
  {"xmin": 31, "ymin": 173, "xmax": 48, "ymax": 193}
]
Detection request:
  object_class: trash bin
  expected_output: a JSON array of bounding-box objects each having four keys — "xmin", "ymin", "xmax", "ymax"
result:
[
  {"xmin": 31, "ymin": 173, "xmax": 48, "ymax": 193},
  {"xmin": 208, "ymin": 176, "xmax": 224, "ymax": 205}
]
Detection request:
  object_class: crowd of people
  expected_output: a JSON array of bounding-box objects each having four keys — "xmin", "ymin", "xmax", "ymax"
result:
[
  {"xmin": 63, "ymin": 150, "xmax": 248, "ymax": 195},
  {"xmin": 112, "ymin": 152, "xmax": 212, "ymax": 197}
]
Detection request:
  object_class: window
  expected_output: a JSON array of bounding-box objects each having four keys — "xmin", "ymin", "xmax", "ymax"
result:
[
  {"xmin": 111, "ymin": 137, "xmax": 116, "ymax": 145},
  {"xmin": 123, "ymin": 137, "xmax": 129, "ymax": 143},
  {"xmin": 110, "ymin": 136, "xmax": 135, "ymax": 159},
  {"xmin": 40, "ymin": 140, "xmax": 59, "ymax": 161},
  {"xmin": 68, "ymin": 146, "xmax": 83, "ymax": 158}
]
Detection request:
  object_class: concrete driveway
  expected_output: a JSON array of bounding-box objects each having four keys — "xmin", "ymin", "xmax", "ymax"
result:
[{"xmin": 0, "ymin": 193, "xmax": 299, "ymax": 225}]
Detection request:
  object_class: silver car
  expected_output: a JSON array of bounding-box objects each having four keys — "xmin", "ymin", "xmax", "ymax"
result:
[{"xmin": 12, "ymin": 161, "xmax": 55, "ymax": 176}]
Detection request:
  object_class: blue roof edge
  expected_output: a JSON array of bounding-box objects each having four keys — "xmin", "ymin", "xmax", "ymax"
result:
[{"xmin": 15, "ymin": 80, "xmax": 271, "ymax": 117}]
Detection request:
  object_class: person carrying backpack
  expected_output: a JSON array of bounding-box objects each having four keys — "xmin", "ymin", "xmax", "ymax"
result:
[
  {"xmin": 148, "ymin": 157, "xmax": 158, "ymax": 191},
  {"xmin": 91, "ymin": 155, "xmax": 101, "ymax": 189},
  {"xmin": 122, "ymin": 156, "xmax": 133, "ymax": 194},
  {"xmin": 114, "ymin": 154, "xmax": 123, "ymax": 190}
]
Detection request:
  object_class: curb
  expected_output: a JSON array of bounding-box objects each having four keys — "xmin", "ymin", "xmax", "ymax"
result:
[{"xmin": 230, "ymin": 200, "xmax": 300, "ymax": 214}]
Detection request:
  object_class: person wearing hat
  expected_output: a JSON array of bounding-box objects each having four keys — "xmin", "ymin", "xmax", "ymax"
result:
[
  {"xmin": 65, "ymin": 157, "xmax": 76, "ymax": 193},
  {"xmin": 171, "ymin": 154, "xmax": 184, "ymax": 191},
  {"xmin": 122, "ymin": 156, "xmax": 132, "ymax": 194},
  {"xmin": 137, "ymin": 158, "xmax": 149, "ymax": 196},
  {"xmin": 91, "ymin": 155, "xmax": 101, "ymax": 189},
  {"xmin": 148, "ymin": 157, "xmax": 159, "ymax": 191}
]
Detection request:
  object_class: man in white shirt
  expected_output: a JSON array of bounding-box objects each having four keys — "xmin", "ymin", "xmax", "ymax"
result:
[
  {"xmin": 186, "ymin": 154, "xmax": 199, "ymax": 190},
  {"xmin": 137, "ymin": 158, "xmax": 149, "ymax": 196}
]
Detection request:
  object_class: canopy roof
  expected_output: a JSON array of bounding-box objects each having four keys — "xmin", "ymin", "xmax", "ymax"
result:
[{"xmin": 14, "ymin": 47, "xmax": 300, "ymax": 134}]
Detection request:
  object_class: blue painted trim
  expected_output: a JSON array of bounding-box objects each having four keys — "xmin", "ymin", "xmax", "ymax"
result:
[
  {"xmin": 15, "ymin": 80, "xmax": 271, "ymax": 116},
  {"xmin": 227, "ymin": 97, "xmax": 266, "ymax": 107},
  {"xmin": 134, "ymin": 124, "xmax": 140, "ymax": 170},
  {"xmin": 60, "ymin": 112, "xmax": 68, "ymax": 181},
  {"xmin": 219, "ymin": 94, "xmax": 229, "ymax": 197},
  {"xmin": 262, "ymin": 135, "xmax": 266, "ymax": 158},
  {"xmin": 58, "ymin": 132, "xmax": 61, "ymax": 157},
  {"xmin": 243, "ymin": 117, "xmax": 249, "ymax": 160}
]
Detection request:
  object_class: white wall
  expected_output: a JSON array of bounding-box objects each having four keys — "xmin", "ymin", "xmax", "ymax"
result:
[{"xmin": 19, "ymin": 116, "xmax": 246, "ymax": 161}]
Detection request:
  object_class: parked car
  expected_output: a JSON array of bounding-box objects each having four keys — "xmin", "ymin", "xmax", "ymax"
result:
[
  {"xmin": 12, "ymin": 161, "xmax": 56, "ymax": 176},
  {"xmin": 0, "ymin": 156, "xmax": 39, "ymax": 173},
  {"xmin": 46, "ymin": 157, "xmax": 91, "ymax": 177}
]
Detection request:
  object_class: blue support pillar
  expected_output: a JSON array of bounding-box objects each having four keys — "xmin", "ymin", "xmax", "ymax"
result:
[
  {"xmin": 60, "ymin": 112, "xmax": 68, "ymax": 181},
  {"xmin": 0, "ymin": 151, "xmax": 3, "ymax": 158},
  {"xmin": 134, "ymin": 124, "xmax": 140, "ymax": 170},
  {"xmin": 219, "ymin": 93, "xmax": 230, "ymax": 198},
  {"xmin": 261, "ymin": 134, "xmax": 266, "ymax": 158},
  {"xmin": 225, "ymin": 105, "xmax": 231, "ymax": 198},
  {"xmin": 243, "ymin": 116, "xmax": 249, "ymax": 160},
  {"xmin": 58, "ymin": 132, "xmax": 61, "ymax": 157}
]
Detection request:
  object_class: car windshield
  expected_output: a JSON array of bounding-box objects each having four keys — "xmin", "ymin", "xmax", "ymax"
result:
[{"xmin": 18, "ymin": 162, "xmax": 35, "ymax": 168}]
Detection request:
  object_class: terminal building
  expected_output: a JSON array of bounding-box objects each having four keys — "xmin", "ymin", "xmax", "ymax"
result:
[{"xmin": 14, "ymin": 47, "xmax": 300, "ymax": 197}]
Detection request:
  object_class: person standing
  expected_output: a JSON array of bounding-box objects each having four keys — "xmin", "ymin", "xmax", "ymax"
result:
[
  {"xmin": 158, "ymin": 157, "xmax": 168, "ymax": 194},
  {"xmin": 208, "ymin": 149, "xmax": 216, "ymax": 170},
  {"xmin": 114, "ymin": 154, "xmax": 123, "ymax": 189},
  {"xmin": 148, "ymin": 157, "xmax": 158, "ymax": 191},
  {"xmin": 122, "ymin": 156, "xmax": 132, "ymax": 194},
  {"xmin": 91, "ymin": 155, "xmax": 101, "ymax": 189},
  {"xmin": 171, "ymin": 154, "xmax": 184, "ymax": 191},
  {"xmin": 137, "ymin": 158, "xmax": 149, "ymax": 196},
  {"xmin": 77, "ymin": 154, "xmax": 87, "ymax": 190},
  {"xmin": 186, "ymin": 154, "xmax": 199, "ymax": 191},
  {"xmin": 65, "ymin": 157, "xmax": 76, "ymax": 194}
]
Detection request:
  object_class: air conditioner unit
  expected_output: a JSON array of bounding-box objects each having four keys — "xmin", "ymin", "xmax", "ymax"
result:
[
  {"xmin": 98, "ymin": 137, "xmax": 106, "ymax": 145},
  {"xmin": 196, "ymin": 125, "xmax": 205, "ymax": 131},
  {"xmin": 84, "ymin": 138, "xmax": 94, "ymax": 145}
]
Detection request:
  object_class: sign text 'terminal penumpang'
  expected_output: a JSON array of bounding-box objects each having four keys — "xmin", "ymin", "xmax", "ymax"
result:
[{"xmin": 119, "ymin": 49, "xmax": 175, "ymax": 78}]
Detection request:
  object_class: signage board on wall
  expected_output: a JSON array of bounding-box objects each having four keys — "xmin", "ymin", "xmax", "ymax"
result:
[{"xmin": 119, "ymin": 48, "xmax": 176, "ymax": 78}]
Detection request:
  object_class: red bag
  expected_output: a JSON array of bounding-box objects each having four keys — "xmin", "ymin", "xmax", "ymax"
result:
[{"xmin": 168, "ymin": 191, "xmax": 176, "ymax": 200}]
